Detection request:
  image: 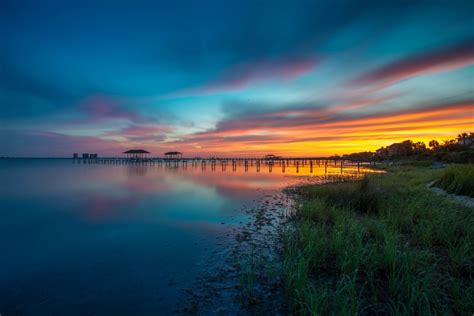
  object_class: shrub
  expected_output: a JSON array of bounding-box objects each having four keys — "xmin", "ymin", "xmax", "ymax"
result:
[
  {"xmin": 299, "ymin": 176, "xmax": 381, "ymax": 215},
  {"xmin": 434, "ymin": 164, "xmax": 474, "ymax": 197}
]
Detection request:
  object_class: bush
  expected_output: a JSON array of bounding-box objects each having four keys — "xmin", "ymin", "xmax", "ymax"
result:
[
  {"xmin": 434, "ymin": 164, "xmax": 474, "ymax": 197},
  {"xmin": 403, "ymin": 160, "xmax": 434, "ymax": 167},
  {"xmin": 441, "ymin": 150, "xmax": 474, "ymax": 163},
  {"xmin": 299, "ymin": 176, "xmax": 382, "ymax": 215}
]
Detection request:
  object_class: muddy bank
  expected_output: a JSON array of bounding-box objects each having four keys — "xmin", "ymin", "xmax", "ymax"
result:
[
  {"xmin": 178, "ymin": 189, "xmax": 291, "ymax": 314},
  {"xmin": 178, "ymin": 175, "xmax": 359, "ymax": 315}
]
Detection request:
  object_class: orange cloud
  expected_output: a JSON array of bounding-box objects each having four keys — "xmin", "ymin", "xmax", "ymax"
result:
[{"xmin": 162, "ymin": 99, "xmax": 473, "ymax": 157}]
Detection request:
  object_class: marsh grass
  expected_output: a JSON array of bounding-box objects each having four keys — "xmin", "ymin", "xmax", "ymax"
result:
[
  {"xmin": 239, "ymin": 247, "xmax": 257, "ymax": 305},
  {"xmin": 283, "ymin": 166, "xmax": 474, "ymax": 314},
  {"xmin": 434, "ymin": 164, "xmax": 474, "ymax": 197}
]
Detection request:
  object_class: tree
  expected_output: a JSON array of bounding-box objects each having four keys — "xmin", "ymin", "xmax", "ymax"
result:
[
  {"xmin": 429, "ymin": 140, "xmax": 439, "ymax": 151},
  {"xmin": 396, "ymin": 140, "xmax": 414, "ymax": 157},
  {"xmin": 370, "ymin": 132, "xmax": 472, "ymax": 161},
  {"xmin": 457, "ymin": 133, "xmax": 469, "ymax": 145},
  {"xmin": 457, "ymin": 133, "xmax": 467, "ymax": 140},
  {"xmin": 413, "ymin": 141, "xmax": 427, "ymax": 154}
]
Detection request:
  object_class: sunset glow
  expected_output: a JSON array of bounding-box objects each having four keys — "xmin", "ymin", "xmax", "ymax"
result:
[{"xmin": 1, "ymin": 1, "xmax": 473, "ymax": 157}]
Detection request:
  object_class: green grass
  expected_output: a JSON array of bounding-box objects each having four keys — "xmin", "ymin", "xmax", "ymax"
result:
[
  {"xmin": 434, "ymin": 164, "xmax": 474, "ymax": 197},
  {"xmin": 239, "ymin": 246, "xmax": 258, "ymax": 305},
  {"xmin": 283, "ymin": 166, "xmax": 474, "ymax": 315}
]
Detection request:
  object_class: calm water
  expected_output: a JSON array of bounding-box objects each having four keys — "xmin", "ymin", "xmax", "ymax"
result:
[{"xmin": 0, "ymin": 159, "xmax": 366, "ymax": 315}]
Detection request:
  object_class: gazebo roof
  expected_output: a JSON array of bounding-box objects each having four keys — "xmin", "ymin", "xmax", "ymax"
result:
[
  {"xmin": 265, "ymin": 154, "xmax": 280, "ymax": 159},
  {"xmin": 123, "ymin": 149, "xmax": 150, "ymax": 154},
  {"xmin": 164, "ymin": 151, "xmax": 182, "ymax": 155}
]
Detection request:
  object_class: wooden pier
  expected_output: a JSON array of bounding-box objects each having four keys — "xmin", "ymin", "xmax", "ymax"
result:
[{"xmin": 72, "ymin": 156, "xmax": 375, "ymax": 174}]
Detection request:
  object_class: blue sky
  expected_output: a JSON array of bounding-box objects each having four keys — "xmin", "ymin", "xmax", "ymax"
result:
[{"xmin": 1, "ymin": 0, "xmax": 473, "ymax": 157}]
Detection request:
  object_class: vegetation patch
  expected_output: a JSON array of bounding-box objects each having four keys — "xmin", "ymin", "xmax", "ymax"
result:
[
  {"xmin": 434, "ymin": 164, "xmax": 474, "ymax": 197},
  {"xmin": 283, "ymin": 166, "xmax": 474, "ymax": 314},
  {"xmin": 341, "ymin": 132, "xmax": 474, "ymax": 164}
]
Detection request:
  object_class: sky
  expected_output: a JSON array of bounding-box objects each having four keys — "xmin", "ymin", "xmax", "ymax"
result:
[{"xmin": 1, "ymin": 0, "xmax": 473, "ymax": 157}]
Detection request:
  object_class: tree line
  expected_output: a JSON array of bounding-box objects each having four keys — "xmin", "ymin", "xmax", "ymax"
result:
[{"xmin": 341, "ymin": 132, "xmax": 474, "ymax": 163}]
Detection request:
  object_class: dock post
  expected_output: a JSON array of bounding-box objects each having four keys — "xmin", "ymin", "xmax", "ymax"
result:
[{"xmin": 310, "ymin": 160, "xmax": 313, "ymax": 173}]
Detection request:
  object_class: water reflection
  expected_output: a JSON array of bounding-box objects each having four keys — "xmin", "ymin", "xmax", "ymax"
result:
[{"xmin": 0, "ymin": 159, "xmax": 373, "ymax": 315}]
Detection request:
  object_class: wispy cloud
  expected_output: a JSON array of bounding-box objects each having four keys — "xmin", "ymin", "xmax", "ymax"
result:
[
  {"xmin": 78, "ymin": 95, "xmax": 143, "ymax": 123},
  {"xmin": 2, "ymin": 0, "xmax": 473, "ymax": 157},
  {"xmin": 1, "ymin": 130, "xmax": 126, "ymax": 157},
  {"xmin": 103, "ymin": 124, "xmax": 171, "ymax": 142},
  {"xmin": 3, "ymin": 99, "xmax": 471, "ymax": 157},
  {"xmin": 162, "ymin": 99, "xmax": 473, "ymax": 156},
  {"xmin": 174, "ymin": 57, "xmax": 318, "ymax": 96},
  {"xmin": 353, "ymin": 39, "xmax": 474, "ymax": 86}
]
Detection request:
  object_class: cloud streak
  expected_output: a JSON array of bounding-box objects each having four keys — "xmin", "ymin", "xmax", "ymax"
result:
[
  {"xmin": 164, "ymin": 99, "xmax": 474, "ymax": 156},
  {"xmin": 78, "ymin": 95, "xmax": 143, "ymax": 123},
  {"xmin": 2, "ymin": 1, "xmax": 473, "ymax": 157},
  {"xmin": 103, "ymin": 124, "xmax": 171, "ymax": 142},
  {"xmin": 176, "ymin": 57, "xmax": 318, "ymax": 96},
  {"xmin": 2, "ymin": 99, "xmax": 471, "ymax": 157},
  {"xmin": 353, "ymin": 39, "xmax": 474, "ymax": 86}
]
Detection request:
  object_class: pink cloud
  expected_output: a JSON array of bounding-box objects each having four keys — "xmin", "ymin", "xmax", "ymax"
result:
[
  {"xmin": 103, "ymin": 124, "xmax": 171, "ymax": 142},
  {"xmin": 198, "ymin": 95, "xmax": 396, "ymax": 135},
  {"xmin": 206, "ymin": 57, "xmax": 317, "ymax": 91},
  {"xmin": 1, "ymin": 130, "xmax": 127, "ymax": 157},
  {"xmin": 79, "ymin": 94, "xmax": 142, "ymax": 123},
  {"xmin": 105, "ymin": 125, "xmax": 171, "ymax": 137},
  {"xmin": 354, "ymin": 39, "xmax": 474, "ymax": 86}
]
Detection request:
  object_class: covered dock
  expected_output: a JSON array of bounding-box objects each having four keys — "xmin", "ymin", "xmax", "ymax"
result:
[
  {"xmin": 164, "ymin": 151, "xmax": 183, "ymax": 159},
  {"xmin": 124, "ymin": 149, "xmax": 150, "ymax": 159}
]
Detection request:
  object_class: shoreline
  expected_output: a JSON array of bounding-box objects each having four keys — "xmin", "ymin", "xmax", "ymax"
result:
[
  {"xmin": 178, "ymin": 186, "xmax": 292, "ymax": 314},
  {"xmin": 179, "ymin": 173, "xmax": 372, "ymax": 314}
]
